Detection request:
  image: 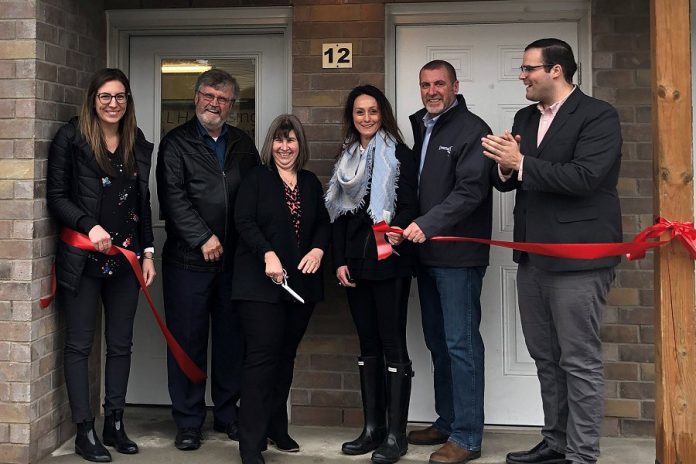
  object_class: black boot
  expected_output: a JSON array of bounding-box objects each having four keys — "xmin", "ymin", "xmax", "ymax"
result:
[
  {"xmin": 102, "ymin": 409, "xmax": 138, "ymax": 454},
  {"xmin": 342, "ymin": 356, "xmax": 387, "ymax": 455},
  {"xmin": 371, "ymin": 362, "xmax": 413, "ymax": 464},
  {"xmin": 75, "ymin": 420, "xmax": 112, "ymax": 462}
]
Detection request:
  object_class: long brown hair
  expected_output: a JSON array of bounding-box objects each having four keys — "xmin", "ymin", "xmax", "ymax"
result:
[
  {"xmin": 340, "ymin": 85, "xmax": 404, "ymax": 154},
  {"xmin": 79, "ymin": 68, "xmax": 137, "ymax": 176}
]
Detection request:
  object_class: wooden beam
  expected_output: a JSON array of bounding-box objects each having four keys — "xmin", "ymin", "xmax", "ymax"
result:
[{"xmin": 651, "ymin": 0, "xmax": 696, "ymax": 462}]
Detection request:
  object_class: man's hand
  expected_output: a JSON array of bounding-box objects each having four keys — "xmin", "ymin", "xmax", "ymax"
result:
[
  {"xmin": 403, "ymin": 222, "xmax": 426, "ymax": 243},
  {"xmin": 201, "ymin": 234, "xmax": 223, "ymax": 262},
  {"xmin": 482, "ymin": 130, "xmax": 523, "ymax": 173}
]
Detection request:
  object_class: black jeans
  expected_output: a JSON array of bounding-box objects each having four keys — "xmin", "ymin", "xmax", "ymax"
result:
[
  {"xmin": 345, "ymin": 276, "xmax": 411, "ymax": 364},
  {"xmin": 237, "ymin": 300, "xmax": 314, "ymax": 457},
  {"xmin": 162, "ymin": 264, "xmax": 243, "ymax": 429},
  {"xmin": 60, "ymin": 271, "xmax": 140, "ymax": 423}
]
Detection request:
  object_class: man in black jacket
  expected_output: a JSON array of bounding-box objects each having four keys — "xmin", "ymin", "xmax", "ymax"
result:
[
  {"xmin": 482, "ymin": 39, "xmax": 621, "ymax": 464},
  {"xmin": 402, "ymin": 60, "xmax": 493, "ymax": 464},
  {"xmin": 156, "ymin": 69, "xmax": 260, "ymax": 451}
]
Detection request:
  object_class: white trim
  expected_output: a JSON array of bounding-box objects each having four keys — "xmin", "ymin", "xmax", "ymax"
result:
[
  {"xmin": 385, "ymin": 0, "xmax": 591, "ymax": 101},
  {"xmin": 106, "ymin": 6, "xmax": 292, "ymax": 112}
]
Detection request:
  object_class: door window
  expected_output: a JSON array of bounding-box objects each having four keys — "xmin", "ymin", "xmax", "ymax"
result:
[{"xmin": 160, "ymin": 58, "xmax": 257, "ymax": 140}]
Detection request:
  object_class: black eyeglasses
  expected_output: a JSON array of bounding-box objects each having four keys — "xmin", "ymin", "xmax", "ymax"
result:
[
  {"xmin": 519, "ymin": 64, "xmax": 553, "ymax": 74},
  {"xmin": 197, "ymin": 91, "xmax": 234, "ymax": 106},
  {"xmin": 96, "ymin": 93, "xmax": 128, "ymax": 104}
]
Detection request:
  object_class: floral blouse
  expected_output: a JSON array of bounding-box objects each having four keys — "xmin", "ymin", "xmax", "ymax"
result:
[
  {"xmin": 84, "ymin": 148, "xmax": 141, "ymax": 277},
  {"xmin": 284, "ymin": 182, "xmax": 301, "ymax": 244}
]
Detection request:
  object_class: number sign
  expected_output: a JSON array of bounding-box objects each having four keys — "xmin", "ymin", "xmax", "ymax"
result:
[{"xmin": 322, "ymin": 43, "xmax": 353, "ymax": 69}]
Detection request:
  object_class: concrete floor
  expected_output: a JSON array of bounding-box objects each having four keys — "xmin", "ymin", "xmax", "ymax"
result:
[{"xmin": 39, "ymin": 407, "xmax": 655, "ymax": 464}]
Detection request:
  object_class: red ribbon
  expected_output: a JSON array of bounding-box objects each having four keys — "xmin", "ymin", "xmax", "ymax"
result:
[
  {"xmin": 40, "ymin": 228, "xmax": 207, "ymax": 384},
  {"xmin": 372, "ymin": 217, "xmax": 696, "ymax": 262}
]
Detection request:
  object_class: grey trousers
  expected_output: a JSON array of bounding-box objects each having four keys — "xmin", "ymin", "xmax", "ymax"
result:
[{"xmin": 516, "ymin": 260, "xmax": 615, "ymax": 464}]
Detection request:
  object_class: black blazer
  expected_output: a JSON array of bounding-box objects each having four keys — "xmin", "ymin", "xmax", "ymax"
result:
[
  {"xmin": 331, "ymin": 143, "xmax": 418, "ymax": 279},
  {"xmin": 231, "ymin": 165, "xmax": 330, "ymax": 304},
  {"xmin": 47, "ymin": 117, "xmax": 154, "ymax": 293},
  {"xmin": 492, "ymin": 88, "xmax": 623, "ymax": 272}
]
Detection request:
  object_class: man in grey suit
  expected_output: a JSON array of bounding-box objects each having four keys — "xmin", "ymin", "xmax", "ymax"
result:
[{"xmin": 482, "ymin": 38, "xmax": 622, "ymax": 464}]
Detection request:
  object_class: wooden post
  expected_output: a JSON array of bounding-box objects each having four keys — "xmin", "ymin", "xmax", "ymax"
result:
[{"xmin": 651, "ymin": 0, "xmax": 696, "ymax": 462}]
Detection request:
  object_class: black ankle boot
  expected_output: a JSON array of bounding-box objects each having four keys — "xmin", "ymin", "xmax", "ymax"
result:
[
  {"xmin": 371, "ymin": 362, "xmax": 413, "ymax": 464},
  {"xmin": 342, "ymin": 356, "xmax": 387, "ymax": 455},
  {"xmin": 102, "ymin": 409, "xmax": 138, "ymax": 454},
  {"xmin": 75, "ymin": 420, "xmax": 112, "ymax": 462}
]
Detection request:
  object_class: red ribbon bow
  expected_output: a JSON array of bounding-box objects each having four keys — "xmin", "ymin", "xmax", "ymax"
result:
[
  {"xmin": 372, "ymin": 217, "xmax": 696, "ymax": 262},
  {"xmin": 40, "ymin": 228, "xmax": 207, "ymax": 384}
]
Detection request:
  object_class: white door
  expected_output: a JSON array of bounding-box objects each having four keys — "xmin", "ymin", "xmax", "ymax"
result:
[
  {"xmin": 126, "ymin": 33, "xmax": 288, "ymax": 404},
  {"xmin": 397, "ymin": 23, "xmax": 578, "ymax": 425}
]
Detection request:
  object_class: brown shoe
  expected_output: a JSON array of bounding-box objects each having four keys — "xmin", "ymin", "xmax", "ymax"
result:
[
  {"xmin": 407, "ymin": 425, "xmax": 449, "ymax": 445},
  {"xmin": 429, "ymin": 442, "xmax": 481, "ymax": 464}
]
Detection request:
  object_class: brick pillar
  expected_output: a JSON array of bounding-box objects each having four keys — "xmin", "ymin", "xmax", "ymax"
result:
[
  {"xmin": 0, "ymin": 1, "xmax": 105, "ymax": 462},
  {"xmin": 290, "ymin": 1, "xmax": 386, "ymax": 427},
  {"xmin": 592, "ymin": 0, "xmax": 655, "ymax": 437}
]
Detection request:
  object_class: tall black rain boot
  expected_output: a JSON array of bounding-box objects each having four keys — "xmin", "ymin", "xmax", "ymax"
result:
[
  {"xmin": 341, "ymin": 356, "xmax": 387, "ymax": 455},
  {"xmin": 371, "ymin": 362, "xmax": 413, "ymax": 464},
  {"xmin": 102, "ymin": 409, "xmax": 138, "ymax": 454},
  {"xmin": 75, "ymin": 420, "xmax": 112, "ymax": 462}
]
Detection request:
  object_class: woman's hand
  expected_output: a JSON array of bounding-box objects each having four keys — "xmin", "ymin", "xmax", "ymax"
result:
[
  {"xmin": 264, "ymin": 251, "xmax": 284, "ymax": 283},
  {"xmin": 298, "ymin": 248, "xmax": 324, "ymax": 274},
  {"xmin": 336, "ymin": 265, "xmax": 356, "ymax": 288},
  {"xmin": 88, "ymin": 225, "xmax": 112, "ymax": 253},
  {"xmin": 142, "ymin": 256, "xmax": 156, "ymax": 287},
  {"xmin": 386, "ymin": 226, "xmax": 405, "ymax": 246}
]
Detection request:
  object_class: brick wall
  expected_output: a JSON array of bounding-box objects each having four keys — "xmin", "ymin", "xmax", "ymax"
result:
[
  {"xmin": 0, "ymin": 2, "xmax": 42, "ymax": 462},
  {"xmin": 592, "ymin": 0, "xmax": 655, "ymax": 438},
  {"xmin": 290, "ymin": 1, "xmax": 385, "ymax": 428},
  {"xmin": 0, "ymin": 0, "xmax": 106, "ymax": 462}
]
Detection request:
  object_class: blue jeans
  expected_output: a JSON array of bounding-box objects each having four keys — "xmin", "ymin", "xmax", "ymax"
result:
[{"xmin": 417, "ymin": 266, "xmax": 486, "ymax": 451}]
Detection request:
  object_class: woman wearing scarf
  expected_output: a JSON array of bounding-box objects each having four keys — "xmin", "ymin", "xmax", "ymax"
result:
[{"xmin": 326, "ymin": 85, "xmax": 418, "ymax": 464}]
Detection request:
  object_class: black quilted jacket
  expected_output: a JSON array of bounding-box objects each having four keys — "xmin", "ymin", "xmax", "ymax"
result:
[{"xmin": 47, "ymin": 117, "xmax": 155, "ymax": 293}]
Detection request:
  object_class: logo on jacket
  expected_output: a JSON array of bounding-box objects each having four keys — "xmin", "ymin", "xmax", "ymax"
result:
[{"xmin": 438, "ymin": 145, "xmax": 453, "ymax": 155}]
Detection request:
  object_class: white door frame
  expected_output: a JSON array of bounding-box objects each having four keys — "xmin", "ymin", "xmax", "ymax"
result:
[
  {"xmin": 106, "ymin": 6, "xmax": 292, "ymax": 111},
  {"xmin": 385, "ymin": 0, "xmax": 592, "ymax": 104},
  {"xmin": 102, "ymin": 6, "xmax": 293, "ymax": 410}
]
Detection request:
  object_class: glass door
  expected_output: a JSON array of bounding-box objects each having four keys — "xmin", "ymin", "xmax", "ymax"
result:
[{"xmin": 126, "ymin": 33, "xmax": 288, "ymax": 405}]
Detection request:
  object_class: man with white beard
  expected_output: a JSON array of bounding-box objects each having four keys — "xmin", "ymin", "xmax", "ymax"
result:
[{"xmin": 156, "ymin": 69, "xmax": 260, "ymax": 451}]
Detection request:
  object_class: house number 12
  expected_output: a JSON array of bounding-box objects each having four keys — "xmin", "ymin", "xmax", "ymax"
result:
[{"xmin": 322, "ymin": 43, "xmax": 353, "ymax": 69}]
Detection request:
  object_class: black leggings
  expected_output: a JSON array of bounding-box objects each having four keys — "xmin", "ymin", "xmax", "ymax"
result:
[
  {"xmin": 237, "ymin": 300, "xmax": 314, "ymax": 457},
  {"xmin": 59, "ymin": 271, "xmax": 140, "ymax": 423},
  {"xmin": 346, "ymin": 276, "xmax": 411, "ymax": 364}
]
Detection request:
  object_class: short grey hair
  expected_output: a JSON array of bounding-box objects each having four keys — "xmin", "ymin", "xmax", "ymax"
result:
[{"xmin": 194, "ymin": 68, "xmax": 240, "ymax": 99}]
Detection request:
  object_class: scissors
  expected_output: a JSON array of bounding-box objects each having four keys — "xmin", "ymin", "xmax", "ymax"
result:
[{"xmin": 272, "ymin": 269, "xmax": 305, "ymax": 304}]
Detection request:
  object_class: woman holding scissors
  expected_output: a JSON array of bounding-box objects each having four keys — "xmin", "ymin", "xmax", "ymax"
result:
[{"xmin": 231, "ymin": 114, "xmax": 330, "ymax": 464}]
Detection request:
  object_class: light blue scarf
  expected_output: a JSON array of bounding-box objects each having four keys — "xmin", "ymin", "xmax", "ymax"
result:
[{"xmin": 325, "ymin": 130, "xmax": 399, "ymax": 223}]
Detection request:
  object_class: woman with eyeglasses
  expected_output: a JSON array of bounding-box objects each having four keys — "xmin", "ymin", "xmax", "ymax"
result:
[
  {"xmin": 326, "ymin": 85, "xmax": 418, "ymax": 464},
  {"xmin": 47, "ymin": 68, "xmax": 155, "ymax": 462},
  {"xmin": 231, "ymin": 114, "xmax": 330, "ymax": 464}
]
